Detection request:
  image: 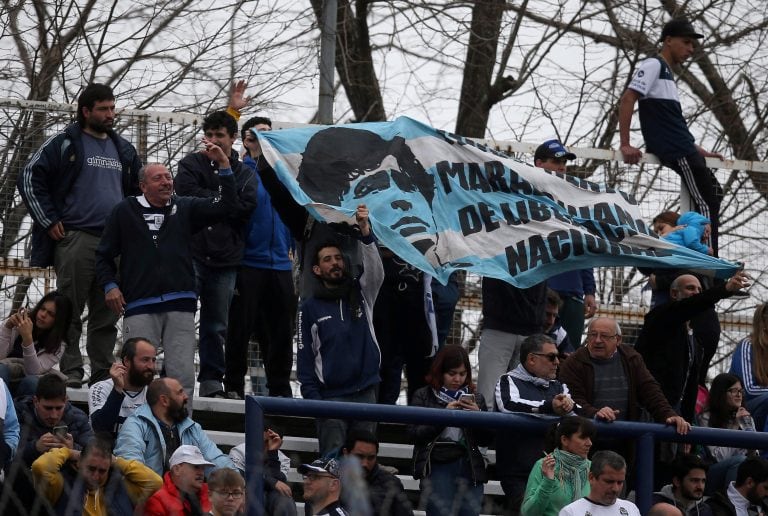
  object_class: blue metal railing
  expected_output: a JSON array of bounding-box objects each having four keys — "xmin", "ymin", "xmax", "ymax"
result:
[{"xmin": 245, "ymin": 396, "xmax": 768, "ymax": 515}]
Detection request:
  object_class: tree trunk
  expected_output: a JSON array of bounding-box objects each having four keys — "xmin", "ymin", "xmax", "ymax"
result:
[{"xmin": 455, "ymin": 0, "xmax": 506, "ymax": 137}]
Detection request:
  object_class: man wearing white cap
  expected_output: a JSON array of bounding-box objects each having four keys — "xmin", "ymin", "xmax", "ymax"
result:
[
  {"xmin": 144, "ymin": 444, "xmax": 216, "ymax": 515},
  {"xmin": 299, "ymin": 458, "xmax": 348, "ymax": 515}
]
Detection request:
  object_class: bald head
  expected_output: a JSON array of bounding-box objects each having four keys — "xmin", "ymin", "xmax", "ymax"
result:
[
  {"xmin": 670, "ymin": 274, "xmax": 701, "ymax": 300},
  {"xmin": 649, "ymin": 503, "xmax": 684, "ymax": 516}
]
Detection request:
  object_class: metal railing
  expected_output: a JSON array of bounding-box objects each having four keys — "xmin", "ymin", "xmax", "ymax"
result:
[{"xmin": 244, "ymin": 396, "xmax": 768, "ymax": 515}]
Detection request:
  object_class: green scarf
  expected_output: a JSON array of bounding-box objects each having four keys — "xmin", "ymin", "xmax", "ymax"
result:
[{"xmin": 553, "ymin": 448, "xmax": 589, "ymax": 502}]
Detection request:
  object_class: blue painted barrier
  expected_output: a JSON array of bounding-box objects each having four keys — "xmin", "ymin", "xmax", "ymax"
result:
[{"xmin": 245, "ymin": 396, "xmax": 768, "ymax": 515}]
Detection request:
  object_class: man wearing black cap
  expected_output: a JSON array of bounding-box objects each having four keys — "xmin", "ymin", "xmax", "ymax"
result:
[
  {"xmin": 533, "ymin": 138, "xmax": 577, "ymax": 174},
  {"xmin": 533, "ymin": 140, "xmax": 598, "ymax": 346},
  {"xmin": 618, "ymin": 18, "xmax": 724, "ymax": 255},
  {"xmin": 298, "ymin": 458, "xmax": 349, "ymax": 515}
]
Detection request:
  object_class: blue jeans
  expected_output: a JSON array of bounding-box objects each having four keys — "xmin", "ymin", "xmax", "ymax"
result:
[
  {"xmin": 194, "ymin": 262, "xmax": 237, "ymax": 394},
  {"xmin": 431, "ymin": 274, "xmax": 460, "ymax": 347},
  {"xmin": 706, "ymin": 455, "xmax": 746, "ymax": 495},
  {"xmin": 420, "ymin": 456, "xmax": 484, "ymax": 516},
  {"xmin": 316, "ymin": 385, "xmax": 377, "ymax": 458},
  {"xmin": 0, "ymin": 363, "xmax": 40, "ymax": 397}
]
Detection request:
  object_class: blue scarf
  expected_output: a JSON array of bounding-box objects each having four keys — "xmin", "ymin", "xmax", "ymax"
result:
[{"xmin": 433, "ymin": 385, "xmax": 469, "ymax": 405}]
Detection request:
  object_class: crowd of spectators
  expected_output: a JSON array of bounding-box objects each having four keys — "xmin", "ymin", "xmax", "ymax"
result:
[{"xmin": 1, "ymin": 15, "xmax": 766, "ymax": 516}]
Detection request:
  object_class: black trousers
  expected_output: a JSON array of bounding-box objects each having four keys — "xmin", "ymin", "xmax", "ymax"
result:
[{"xmin": 224, "ymin": 267, "xmax": 297, "ymax": 397}]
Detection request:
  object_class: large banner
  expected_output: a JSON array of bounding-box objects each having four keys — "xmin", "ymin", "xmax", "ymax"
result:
[{"xmin": 257, "ymin": 116, "xmax": 739, "ymax": 287}]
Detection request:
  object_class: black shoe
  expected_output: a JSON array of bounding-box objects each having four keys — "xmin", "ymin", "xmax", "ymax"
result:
[
  {"xmin": 225, "ymin": 391, "xmax": 243, "ymax": 400},
  {"xmin": 66, "ymin": 378, "xmax": 83, "ymax": 388}
]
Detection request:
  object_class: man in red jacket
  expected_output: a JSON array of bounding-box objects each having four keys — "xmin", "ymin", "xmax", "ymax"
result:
[{"xmin": 144, "ymin": 444, "xmax": 214, "ymax": 515}]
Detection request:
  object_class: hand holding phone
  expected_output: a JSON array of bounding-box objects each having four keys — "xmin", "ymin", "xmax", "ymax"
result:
[
  {"xmin": 459, "ymin": 394, "xmax": 475, "ymax": 403},
  {"xmin": 53, "ymin": 425, "xmax": 69, "ymax": 440}
]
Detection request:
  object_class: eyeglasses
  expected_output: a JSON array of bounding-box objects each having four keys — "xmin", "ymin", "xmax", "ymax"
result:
[
  {"xmin": 302, "ymin": 473, "xmax": 336, "ymax": 482},
  {"xmin": 727, "ymin": 388, "xmax": 744, "ymax": 396},
  {"xmin": 212, "ymin": 490, "xmax": 244, "ymax": 499},
  {"xmin": 531, "ymin": 352, "xmax": 559, "ymax": 362},
  {"xmin": 586, "ymin": 332, "xmax": 618, "ymax": 341}
]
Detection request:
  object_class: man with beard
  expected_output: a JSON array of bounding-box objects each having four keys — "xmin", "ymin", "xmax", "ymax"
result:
[
  {"xmin": 31, "ymin": 435, "xmax": 162, "ymax": 514},
  {"xmin": 652, "ymin": 454, "xmax": 712, "ymax": 515},
  {"xmin": 113, "ymin": 378, "xmax": 235, "ymax": 476},
  {"xmin": 297, "ymin": 205, "xmax": 383, "ymax": 457},
  {"xmin": 17, "ymin": 83, "xmax": 142, "ymax": 387},
  {"xmin": 705, "ymin": 457, "xmax": 768, "ymax": 516},
  {"xmin": 88, "ymin": 337, "xmax": 157, "ymax": 438},
  {"xmin": 144, "ymin": 444, "xmax": 214, "ymax": 515},
  {"xmin": 341, "ymin": 429, "xmax": 413, "ymax": 516}
]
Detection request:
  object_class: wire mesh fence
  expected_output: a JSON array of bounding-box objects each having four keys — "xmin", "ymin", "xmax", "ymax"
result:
[{"xmin": 0, "ymin": 98, "xmax": 765, "ymax": 393}]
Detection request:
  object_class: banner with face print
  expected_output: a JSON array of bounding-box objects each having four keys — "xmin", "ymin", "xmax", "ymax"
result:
[{"xmin": 256, "ymin": 116, "xmax": 739, "ymax": 287}]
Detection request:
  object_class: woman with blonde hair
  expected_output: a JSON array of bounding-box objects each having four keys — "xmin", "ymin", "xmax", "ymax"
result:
[{"xmin": 729, "ymin": 302, "xmax": 768, "ymax": 433}]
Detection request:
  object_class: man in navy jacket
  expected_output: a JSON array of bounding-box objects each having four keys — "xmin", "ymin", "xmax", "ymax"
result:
[{"xmin": 297, "ymin": 205, "xmax": 383, "ymax": 457}]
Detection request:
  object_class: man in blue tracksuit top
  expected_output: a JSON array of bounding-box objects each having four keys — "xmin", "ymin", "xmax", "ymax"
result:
[{"xmin": 297, "ymin": 205, "xmax": 383, "ymax": 457}]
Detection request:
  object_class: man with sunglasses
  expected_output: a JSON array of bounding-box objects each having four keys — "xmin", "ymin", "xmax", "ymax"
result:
[
  {"xmin": 341, "ymin": 429, "xmax": 413, "ymax": 516},
  {"xmin": 494, "ymin": 334, "xmax": 577, "ymax": 512}
]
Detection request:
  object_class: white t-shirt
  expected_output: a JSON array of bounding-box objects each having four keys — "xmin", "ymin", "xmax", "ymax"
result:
[
  {"xmin": 88, "ymin": 378, "xmax": 148, "ymax": 434},
  {"xmin": 559, "ymin": 497, "xmax": 641, "ymax": 516}
]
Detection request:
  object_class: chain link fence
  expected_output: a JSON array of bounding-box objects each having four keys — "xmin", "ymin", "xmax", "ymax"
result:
[{"xmin": 1, "ymin": 98, "xmax": 766, "ymax": 392}]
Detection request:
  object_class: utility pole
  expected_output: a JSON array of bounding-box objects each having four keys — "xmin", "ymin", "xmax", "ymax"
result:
[{"xmin": 318, "ymin": 0, "xmax": 337, "ymax": 124}]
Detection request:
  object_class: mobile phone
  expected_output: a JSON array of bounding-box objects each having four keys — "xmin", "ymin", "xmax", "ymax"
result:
[
  {"xmin": 52, "ymin": 425, "xmax": 68, "ymax": 439},
  {"xmin": 459, "ymin": 394, "xmax": 475, "ymax": 403}
]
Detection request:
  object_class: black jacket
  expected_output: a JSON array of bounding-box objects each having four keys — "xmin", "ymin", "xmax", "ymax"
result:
[
  {"xmin": 704, "ymin": 491, "xmax": 736, "ymax": 516},
  {"xmin": 481, "ymin": 277, "xmax": 547, "ymax": 334},
  {"xmin": 635, "ymin": 285, "xmax": 733, "ymax": 421},
  {"xmin": 17, "ymin": 122, "xmax": 142, "ymax": 266},
  {"xmin": 174, "ymin": 151, "xmax": 257, "ymax": 267},
  {"xmin": 14, "ymin": 396, "xmax": 94, "ymax": 467},
  {"xmin": 95, "ymin": 174, "xmax": 237, "ymax": 306},
  {"xmin": 408, "ymin": 387, "xmax": 492, "ymax": 485},
  {"xmin": 367, "ymin": 463, "xmax": 414, "ymax": 516}
]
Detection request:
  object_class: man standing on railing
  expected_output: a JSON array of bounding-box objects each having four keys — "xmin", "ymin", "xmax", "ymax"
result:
[
  {"xmin": 618, "ymin": 18, "xmax": 724, "ymax": 255},
  {"xmin": 297, "ymin": 205, "xmax": 383, "ymax": 458},
  {"xmin": 17, "ymin": 83, "xmax": 142, "ymax": 388}
]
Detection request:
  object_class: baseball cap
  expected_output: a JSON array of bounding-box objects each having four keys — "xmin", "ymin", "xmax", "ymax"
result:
[
  {"xmin": 534, "ymin": 139, "xmax": 576, "ymax": 161},
  {"xmin": 169, "ymin": 445, "xmax": 215, "ymax": 468},
  {"xmin": 298, "ymin": 458, "xmax": 340, "ymax": 478},
  {"xmin": 661, "ymin": 19, "xmax": 704, "ymax": 39}
]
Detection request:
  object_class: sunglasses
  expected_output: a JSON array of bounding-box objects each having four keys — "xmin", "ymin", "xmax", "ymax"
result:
[{"xmin": 531, "ymin": 352, "xmax": 559, "ymax": 362}]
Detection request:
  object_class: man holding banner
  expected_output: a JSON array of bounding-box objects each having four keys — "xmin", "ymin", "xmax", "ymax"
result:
[{"xmin": 296, "ymin": 205, "xmax": 383, "ymax": 457}]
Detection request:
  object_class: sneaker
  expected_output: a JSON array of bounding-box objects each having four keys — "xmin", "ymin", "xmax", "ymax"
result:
[
  {"xmin": 225, "ymin": 391, "xmax": 243, "ymax": 400},
  {"xmin": 204, "ymin": 390, "xmax": 227, "ymax": 399},
  {"xmin": 65, "ymin": 378, "xmax": 83, "ymax": 388}
]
